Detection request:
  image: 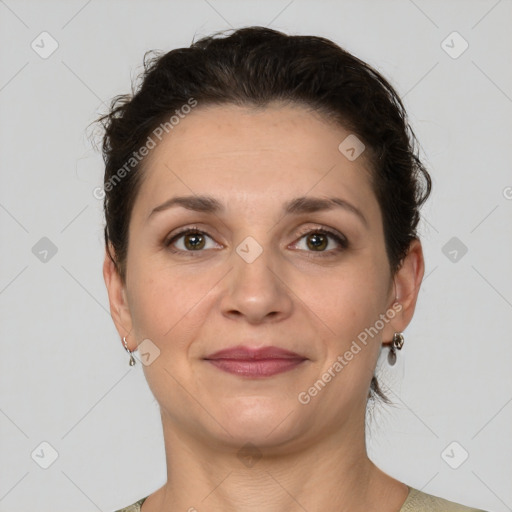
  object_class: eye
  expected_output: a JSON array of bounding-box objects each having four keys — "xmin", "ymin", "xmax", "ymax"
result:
[
  {"xmin": 164, "ymin": 225, "xmax": 348, "ymax": 256},
  {"xmin": 165, "ymin": 227, "xmax": 221, "ymax": 253},
  {"xmin": 291, "ymin": 227, "xmax": 348, "ymax": 255}
]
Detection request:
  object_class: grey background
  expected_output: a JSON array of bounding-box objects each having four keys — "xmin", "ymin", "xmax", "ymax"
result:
[{"xmin": 0, "ymin": 0, "xmax": 511, "ymax": 511}]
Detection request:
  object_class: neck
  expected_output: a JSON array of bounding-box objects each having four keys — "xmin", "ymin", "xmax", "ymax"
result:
[{"xmin": 142, "ymin": 410, "xmax": 409, "ymax": 512}]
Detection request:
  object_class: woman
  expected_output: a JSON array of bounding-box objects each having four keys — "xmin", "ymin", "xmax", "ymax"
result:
[{"xmin": 98, "ymin": 26, "xmax": 489, "ymax": 512}]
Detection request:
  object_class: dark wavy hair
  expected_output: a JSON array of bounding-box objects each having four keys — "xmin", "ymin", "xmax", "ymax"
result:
[{"xmin": 95, "ymin": 26, "xmax": 432, "ymax": 406}]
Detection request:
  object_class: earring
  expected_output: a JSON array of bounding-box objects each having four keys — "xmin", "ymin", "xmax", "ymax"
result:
[
  {"xmin": 388, "ymin": 332, "xmax": 404, "ymax": 366},
  {"xmin": 123, "ymin": 336, "xmax": 136, "ymax": 366}
]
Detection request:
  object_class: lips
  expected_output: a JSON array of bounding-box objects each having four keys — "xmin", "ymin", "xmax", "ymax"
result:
[
  {"xmin": 205, "ymin": 345, "xmax": 305, "ymax": 360},
  {"xmin": 204, "ymin": 345, "xmax": 307, "ymax": 378}
]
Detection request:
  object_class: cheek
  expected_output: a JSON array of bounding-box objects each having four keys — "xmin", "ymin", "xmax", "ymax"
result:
[
  {"xmin": 126, "ymin": 255, "xmax": 220, "ymax": 342},
  {"xmin": 304, "ymin": 261, "xmax": 387, "ymax": 335}
]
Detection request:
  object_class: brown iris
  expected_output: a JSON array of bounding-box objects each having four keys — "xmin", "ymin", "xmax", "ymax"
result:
[
  {"xmin": 184, "ymin": 232, "xmax": 206, "ymax": 250},
  {"xmin": 306, "ymin": 233, "xmax": 328, "ymax": 251}
]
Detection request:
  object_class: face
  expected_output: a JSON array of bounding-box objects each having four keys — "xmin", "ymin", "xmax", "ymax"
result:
[{"xmin": 105, "ymin": 103, "xmax": 422, "ymax": 452}]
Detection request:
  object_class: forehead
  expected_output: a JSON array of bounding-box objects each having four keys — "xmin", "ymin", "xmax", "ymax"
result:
[
  {"xmin": 148, "ymin": 102, "xmax": 355, "ymax": 165},
  {"xmin": 133, "ymin": 103, "xmax": 379, "ymax": 221}
]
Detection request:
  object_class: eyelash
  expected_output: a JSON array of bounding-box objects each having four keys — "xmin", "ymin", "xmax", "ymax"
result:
[{"xmin": 164, "ymin": 225, "xmax": 349, "ymax": 257}]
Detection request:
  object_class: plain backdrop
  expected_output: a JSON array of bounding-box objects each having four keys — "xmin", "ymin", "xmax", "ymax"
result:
[{"xmin": 0, "ymin": 1, "xmax": 511, "ymax": 511}]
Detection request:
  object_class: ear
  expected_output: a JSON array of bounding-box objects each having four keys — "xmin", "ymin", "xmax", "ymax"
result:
[
  {"xmin": 382, "ymin": 238, "xmax": 425, "ymax": 345},
  {"xmin": 102, "ymin": 245, "xmax": 134, "ymax": 350}
]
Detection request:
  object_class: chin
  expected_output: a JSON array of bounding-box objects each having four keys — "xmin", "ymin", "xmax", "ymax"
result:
[{"xmin": 211, "ymin": 397, "xmax": 307, "ymax": 449}]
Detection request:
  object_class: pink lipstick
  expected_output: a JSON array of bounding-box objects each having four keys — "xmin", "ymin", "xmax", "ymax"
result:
[{"xmin": 204, "ymin": 345, "xmax": 307, "ymax": 377}]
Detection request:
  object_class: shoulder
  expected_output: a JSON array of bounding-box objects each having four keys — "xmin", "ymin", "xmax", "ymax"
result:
[
  {"xmin": 401, "ymin": 486, "xmax": 490, "ymax": 512},
  {"xmin": 112, "ymin": 489, "xmax": 490, "ymax": 512},
  {"xmin": 112, "ymin": 496, "xmax": 149, "ymax": 512}
]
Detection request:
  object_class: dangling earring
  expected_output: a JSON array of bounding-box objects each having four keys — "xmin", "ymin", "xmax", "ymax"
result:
[
  {"xmin": 388, "ymin": 332, "xmax": 404, "ymax": 366},
  {"xmin": 123, "ymin": 336, "xmax": 136, "ymax": 366}
]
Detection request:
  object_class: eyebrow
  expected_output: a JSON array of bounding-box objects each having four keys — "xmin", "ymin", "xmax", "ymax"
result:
[{"xmin": 148, "ymin": 194, "xmax": 368, "ymax": 228}]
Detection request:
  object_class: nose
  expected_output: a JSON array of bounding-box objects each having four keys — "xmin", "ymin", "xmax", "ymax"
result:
[{"xmin": 220, "ymin": 239, "xmax": 294, "ymax": 324}]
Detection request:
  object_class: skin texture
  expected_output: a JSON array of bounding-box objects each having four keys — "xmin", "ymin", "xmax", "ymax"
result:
[{"xmin": 103, "ymin": 103, "xmax": 424, "ymax": 512}]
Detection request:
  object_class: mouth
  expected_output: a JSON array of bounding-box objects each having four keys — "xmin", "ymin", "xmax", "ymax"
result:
[{"xmin": 204, "ymin": 345, "xmax": 308, "ymax": 378}]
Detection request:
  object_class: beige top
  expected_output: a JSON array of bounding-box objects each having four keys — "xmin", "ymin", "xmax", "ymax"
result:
[{"xmin": 114, "ymin": 486, "xmax": 489, "ymax": 511}]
